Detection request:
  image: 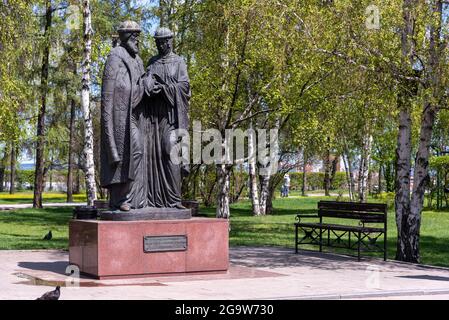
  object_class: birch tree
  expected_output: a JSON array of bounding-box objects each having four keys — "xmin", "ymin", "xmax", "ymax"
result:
[
  {"xmin": 186, "ymin": 0, "xmax": 283, "ymax": 218},
  {"xmin": 399, "ymin": 0, "xmax": 447, "ymax": 262},
  {"xmin": 81, "ymin": 0, "xmax": 97, "ymax": 205},
  {"xmin": 358, "ymin": 131, "xmax": 373, "ymax": 202},
  {"xmin": 248, "ymin": 118, "xmax": 261, "ymax": 216}
]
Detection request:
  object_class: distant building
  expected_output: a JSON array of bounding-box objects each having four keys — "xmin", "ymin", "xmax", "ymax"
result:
[{"xmin": 20, "ymin": 162, "xmax": 35, "ymax": 170}]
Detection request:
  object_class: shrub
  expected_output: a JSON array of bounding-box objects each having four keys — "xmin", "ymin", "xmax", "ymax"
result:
[{"xmin": 375, "ymin": 192, "xmax": 395, "ymax": 209}]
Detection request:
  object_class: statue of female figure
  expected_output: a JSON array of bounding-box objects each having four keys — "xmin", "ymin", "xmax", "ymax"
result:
[{"xmin": 140, "ymin": 27, "xmax": 191, "ymax": 208}]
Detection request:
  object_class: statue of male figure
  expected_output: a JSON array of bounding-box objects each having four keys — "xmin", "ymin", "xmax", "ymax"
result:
[
  {"xmin": 100, "ymin": 21, "xmax": 145, "ymax": 211},
  {"xmin": 140, "ymin": 27, "xmax": 191, "ymax": 209}
]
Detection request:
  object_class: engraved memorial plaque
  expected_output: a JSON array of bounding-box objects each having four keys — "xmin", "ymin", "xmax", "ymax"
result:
[{"xmin": 143, "ymin": 235, "xmax": 187, "ymax": 253}]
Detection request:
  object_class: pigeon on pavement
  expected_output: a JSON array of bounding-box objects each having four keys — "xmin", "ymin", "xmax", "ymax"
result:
[{"xmin": 36, "ymin": 286, "xmax": 60, "ymax": 300}]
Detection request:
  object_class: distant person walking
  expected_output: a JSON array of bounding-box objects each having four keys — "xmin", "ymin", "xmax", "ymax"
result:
[
  {"xmin": 283, "ymin": 173, "xmax": 290, "ymax": 197},
  {"xmin": 280, "ymin": 184, "xmax": 286, "ymax": 197}
]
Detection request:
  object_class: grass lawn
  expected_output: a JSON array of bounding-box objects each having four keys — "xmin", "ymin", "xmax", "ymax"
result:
[
  {"xmin": 0, "ymin": 207, "xmax": 72, "ymax": 250},
  {"xmin": 0, "ymin": 192, "xmax": 86, "ymax": 204},
  {"xmin": 1, "ymin": 195, "xmax": 449, "ymax": 267}
]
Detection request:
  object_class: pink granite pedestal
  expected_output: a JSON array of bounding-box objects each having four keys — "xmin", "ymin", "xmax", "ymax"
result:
[{"xmin": 69, "ymin": 218, "xmax": 229, "ymax": 279}]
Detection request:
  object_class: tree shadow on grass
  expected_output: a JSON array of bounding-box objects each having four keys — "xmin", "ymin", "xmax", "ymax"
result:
[
  {"xmin": 0, "ymin": 236, "xmax": 68, "ymax": 250},
  {"xmin": 413, "ymin": 235, "xmax": 449, "ymax": 268},
  {"xmin": 0, "ymin": 207, "xmax": 73, "ymax": 226},
  {"xmin": 272, "ymin": 208, "xmax": 317, "ymax": 216},
  {"xmin": 379, "ymin": 235, "xmax": 449, "ymax": 268},
  {"xmin": 0, "ymin": 208, "xmax": 72, "ymax": 250}
]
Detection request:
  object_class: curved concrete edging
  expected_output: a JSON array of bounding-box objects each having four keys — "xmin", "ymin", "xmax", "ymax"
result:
[{"xmin": 262, "ymin": 288, "xmax": 449, "ymax": 300}]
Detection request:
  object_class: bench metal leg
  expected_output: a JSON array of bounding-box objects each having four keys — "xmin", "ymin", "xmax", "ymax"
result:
[
  {"xmin": 349, "ymin": 232, "xmax": 351, "ymax": 248},
  {"xmin": 319, "ymin": 227, "xmax": 323, "ymax": 252},
  {"xmin": 357, "ymin": 231, "xmax": 361, "ymax": 262},
  {"xmin": 384, "ymin": 231, "xmax": 387, "ymax": 261},
  {"xmin": 295, "ymin": 225, "xmax": 298, "ymax": 254}
]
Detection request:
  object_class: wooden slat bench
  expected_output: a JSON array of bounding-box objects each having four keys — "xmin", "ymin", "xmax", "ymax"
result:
[{"xmin": 294, "ymin": 201, "xmax": 387, "ymax": 261}]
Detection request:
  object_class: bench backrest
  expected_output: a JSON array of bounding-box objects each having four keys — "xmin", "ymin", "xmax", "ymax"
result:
[{"xmin": 318, "ymin": 201, "xmax": 387, "ymax": 223}]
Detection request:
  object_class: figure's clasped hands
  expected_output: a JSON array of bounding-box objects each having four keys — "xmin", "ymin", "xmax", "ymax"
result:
[
  {"xmin": 152, "ymin": 83, "xmax": 163, "ymax": 95},
  {"xmin": 143, "ymin": 72, "xmax": 164, "ymax": 97}
]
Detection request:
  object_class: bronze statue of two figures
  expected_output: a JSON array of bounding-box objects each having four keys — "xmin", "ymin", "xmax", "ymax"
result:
[{"xmin": 100, "ymin": 22, "xmax": 190, "ymax": 220}]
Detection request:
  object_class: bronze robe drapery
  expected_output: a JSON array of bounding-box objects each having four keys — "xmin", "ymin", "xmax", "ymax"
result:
[
  {"xmin": 139, "ymin": 52, "xmax": 190, "ymax": 207},
  {"xmin": 100, "ymin": 45, "xmax": 146, "ymax": 209}
]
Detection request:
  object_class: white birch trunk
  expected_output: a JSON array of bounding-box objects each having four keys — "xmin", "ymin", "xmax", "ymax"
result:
[
  {"xmin": 358, "ymin": 133, "xmax": 373, "ymax": 203},
  {"xmin": 216, "ymin": 163, "xmax": 231, "ymax": 218},
  {"xmin": 395, "ymin": 100, "xmax": 413, "ymax": 261},
  {"xmin": 342, "ymin": 138, "xmax": 355, "ymax": 201},
  {"xmin": 215, "ymin": 20, "xmax": 231, "ymax": 219},
  {"xmin": 81, "ymin": 0, "xmax": 97, "ymax": 206},
  {"xmin": 348, "ymin": 159, "xmax": 356, "ymax": 201},
  {"xmin": 408, "ymin": 103, "xmax": 435, "ymax": 261},
  {"xmin": 258, "ymin": 118, "xmax": 279, "ymax": 214},
  {"xmin": 357, "ymin": 149, "xmax": 364, "ymax": 200},
  {"xmin": 342, "ymin": 152, "xmax": 353, "ymax": 201},
  {"xmin": 259, "ymin": 173, "xmax": 270, "ymax": 215},
  {"xmin": 405, "ymin": 0, "xmax": 442, "ymax": 262},
  {"xmin": 395, "ymin": 0, "xmax": 416, "ymax": 261},
  {"xmin": 248, "ymin": 123, "xmax": 260, "ymax": 216},
  {"xmin": 395, "ymin": 0, "xmax": 441, "ymax": 263}
]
